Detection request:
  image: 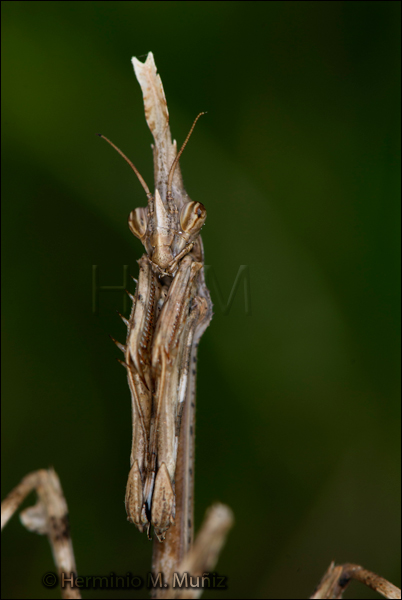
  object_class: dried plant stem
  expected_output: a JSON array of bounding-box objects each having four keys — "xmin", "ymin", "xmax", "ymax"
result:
[
  {"xmin": 1, "ymin": 471, "xmax": 39, "ymax": 531},
  {"xmin": 311, "ymin": 561, "xmax": 401, "ymax": 599},
  {"xmin": 1, "ymin": 468, "xmax": 80, "ymax": 599},
  {"xmin": 173, "ymin": 503, "xmax": 234, "ymax": 600},
  {"xmin": 151, "ymin": 359, "xmax": 233, "ymax": 598},
  {"xmin": 151, "ymin": 346, "xmax": 197, "ymax": 595}
]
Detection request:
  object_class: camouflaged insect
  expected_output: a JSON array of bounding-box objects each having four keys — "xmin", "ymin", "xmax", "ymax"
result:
[{"xmin": 103, "ymin": 53, "xmax": 212, "ymax": 541}]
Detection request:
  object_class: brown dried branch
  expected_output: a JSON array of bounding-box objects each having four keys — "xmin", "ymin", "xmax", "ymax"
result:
[
  {"xmin": 173, "ymin": 503, "xmax": 234, "ymax": 600},
  {"xmin": 1, "ymin": 468, "xmax": 80, "ymax": 599},
  {"xmin": 151, "ymin": 502, "xmax": 233, "ymax": 599},
  {"xmin": 311, "ymin": 561, "xmax": 401, "ymax": 599},
  {"xmin": 151, "ymin": 385, "xmax": 196, "ymax": 594}
]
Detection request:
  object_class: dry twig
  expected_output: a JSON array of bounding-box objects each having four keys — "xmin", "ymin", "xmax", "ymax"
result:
[
  {"xmin": 1, "ymin": 468, "xmax": 80, "ymax": 599},
  {"xmin": 311, "ymin": 561, "xmax": 401, "ymax": 599}
]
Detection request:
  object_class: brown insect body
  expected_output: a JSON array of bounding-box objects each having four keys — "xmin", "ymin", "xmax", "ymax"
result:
[{"xmin": 103, "ymin": 53, "xmax": 213, "ymax": 541}]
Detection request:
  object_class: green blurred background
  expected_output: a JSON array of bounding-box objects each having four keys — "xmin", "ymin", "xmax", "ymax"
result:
[{"xmin": 2, "ymin": 2, "xmax": 400, "ymax": 598}]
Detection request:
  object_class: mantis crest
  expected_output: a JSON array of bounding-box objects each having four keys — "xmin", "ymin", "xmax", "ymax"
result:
[{"xmin": 100, "ymin": 53, "xmax": 212, "ymax": 542}]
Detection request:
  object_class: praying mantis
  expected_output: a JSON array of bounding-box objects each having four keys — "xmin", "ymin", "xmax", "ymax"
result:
[{"xmin": 100, "ymin": 52, "xmax": 213, "ymax": 543}]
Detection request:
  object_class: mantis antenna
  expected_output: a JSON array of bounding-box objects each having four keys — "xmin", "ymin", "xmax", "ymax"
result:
[
  {"xmin": 97, "ymin": 133, "xmax": 153, "ymax": 200},
  {"xmin": 166, "ymin": 112, "xmax": 206, "ymax": 200}
]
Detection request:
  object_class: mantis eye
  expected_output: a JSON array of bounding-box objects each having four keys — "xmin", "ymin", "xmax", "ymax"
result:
[
  {"xmin": 128, "ymin": 207, "xmax": 148, "ymax": 240},
  {"xmin": 179, "ymin": 201, "xmax": 207, "ymax": 235}
]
